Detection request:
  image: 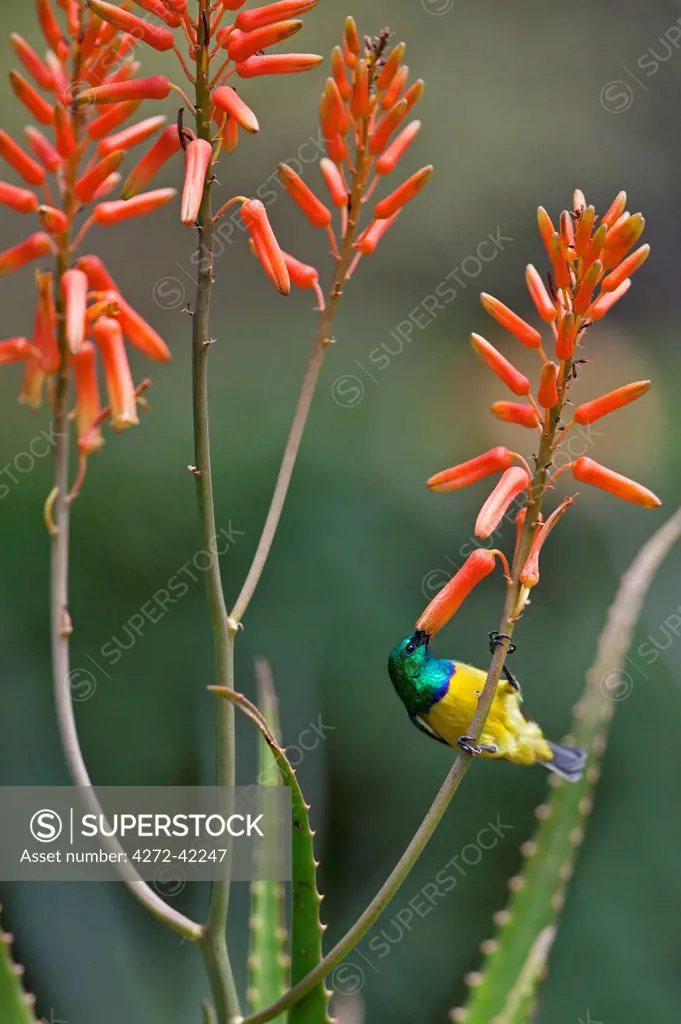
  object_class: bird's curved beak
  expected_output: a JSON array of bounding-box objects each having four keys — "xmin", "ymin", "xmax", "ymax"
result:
[{"xmin": 412, "ymin": 629, "xmax": 430, "ymax": 648}]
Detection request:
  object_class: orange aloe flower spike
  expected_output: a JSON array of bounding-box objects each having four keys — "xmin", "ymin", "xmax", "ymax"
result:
[
  {"xmin": 373, "ymin": 165, "xmax": 433, "ymax": 220},
  {"xmin": 92, "ymin": 315, "xmax": 140, "ymax": 429},
  {"xmin": 525, "ymin": 264, "xmax": 557, "ymax": 323},
  {"xmin": 213, "ymin": 87, "xmax": 260, "ymax": 133},
  {"xmin": 491, "ymin": 401, "xmax": 541, "ymax": 429},
  {"xmin": 470, "ymin": 334, "xmax": 531, "ymax": 397},
  {"xmin": 62, "ymin": 268, "xmax": 89, "ymax": 354},
  {"xmin": 480, "ymin": 292, "xmax": 542, "ymax": 349},
  {"xmin": 475, "ymin": 466, "xmax": 531, "ymax": 540},
  {"xmin": 520, "ymin": 497, "xmax": 575, "ymax": 588},
  {"xmin": 572, "ymin": 456, "xmax": 661, "ymax": 509},
  {"xmin": 181, "ymin": 139, "xmax": 213, "ymax": 227},
  {"xmin": 427, "ymin": 447, "xmax": 515, "ymax": 492},
  {"xmin": 240, "ymin": 199, "xmax": 290, "ymax": 295},
  {"xmin": 71, "ymin": 341, "xmax": 104, "ymax": 454},
  {"xmin": 416, "ymin": 549, "xmax": 498, "ymax": 637},
  {"xmin": 573, "ymin": 381, "xmax": 651, "ymax": 425},
  {"xmin": 278, "ymin": 163, "xmax": 331, "ymax": 228},
  {"xmin": 537, "ymin": 361, "xmax": 559, "ymax": 409}
]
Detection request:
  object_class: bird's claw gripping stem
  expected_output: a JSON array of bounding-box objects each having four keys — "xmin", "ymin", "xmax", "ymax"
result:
[
  {"xmin": 458, "ymin": 736, "xmax": 497, "ymax": 757},
  {"xmin": 489, "ymin": 631, "xmax": 516, "ymax": 655}
]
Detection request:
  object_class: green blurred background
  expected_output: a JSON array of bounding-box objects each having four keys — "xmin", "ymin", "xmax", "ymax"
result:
[{"xmin": 1, "ymin": 1, "xmax": 681, "ymax": 1021}]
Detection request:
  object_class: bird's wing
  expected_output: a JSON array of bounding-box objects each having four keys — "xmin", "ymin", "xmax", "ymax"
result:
[{"xmin": 410, "ymin": 713, "xmax": 450, "ymax": 747}]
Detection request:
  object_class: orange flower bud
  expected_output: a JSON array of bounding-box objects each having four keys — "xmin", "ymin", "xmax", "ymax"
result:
[
  {"xmin": 102, "ymin": 290, "xmax": 171, "ymax": 362},
  {"xmin": 38, "ymin": 205, "xmax": 69, "ymax": 234},
  {"xmin": 573, "ymin": 259, "xmax": 602, "ymax": 315},
  {"xmin": 470, "ymin": 334, "xmax": 531, "ymax": 396},
  {"xmin": 0, "ymin": 181, "xmax": 39, "ymax": 214},
  {"xmin": 0, "ymin": 232, "xmax": 52, "ymax": 276},
  {"xmin": 373, "ymin": 165, "xmax": 433, "ymax": 220},
  {"xmin": 377, "ymin": 42, "xmax": 406, "ymax": 91},
  {"xmin": 331, "ymin": 46, "xmax": 351, "ymax": 101},
  {"xmin": 87, "ymin": 0, "xmax": 175, "ymax": 51},
  {"xmin": 525, "ymin": 264, "xmax": 557, "ymax": 322},
  {"xmin": 71, "ymin": 341, "xmax": 104, "ymax": 454},
  {"xmin": 227, "ymin": 20, "xmax": 303, "ymax": 62},
  {"xmin": 236, "ymin": 0, "xmax": 316, "ymax": 31},
  {"xmin": 181, "ymin": 139, "xmax": 213, "ymax": 226},
  {"xmin": 574, "ymin": 380, "xmax": 651, "ymax": 425},
  {"xmin": 62, "ymin": 268, "xmax": 89, "ymax": 354},
  {"xmin": 555, "ymin": 314, "xmax": 577, "ymax": 361},
  {"xmin": 324, "ymin": 77, "xmax": 350, "ymax": 135},
  {"xmin": 88, "ymin": 101, "xmax": 141, "ymax": 143},
  {"xmin": 33, "ymin": 270, "xmax": 59, "ymax": 373},
  {"xmin": 241, "ymin": 199, "xmax": 290, "ymax": 295},
  {"xmin": 536, "ymin": 206, "xmax": 555, "ymax": 254},
  {"xmin": 0, "ymin": 337, "xmax": 33, "ymax": 364},
  {"xmin": 354, "ymin": 214, "xmax": 399, "ymax": 254},
  {"xmin": 574, "ymin": 205, "xmax": 595, "ymax": 256},
  {"xmin": 351, "ymin": 59, "xmax": 370, "ymax": 118},
  {"xmin": 77, "ymin": 76, "xmax": 171, "ymax": 105},
  {"xmin": 600, "ymin": 244, "xmax": 650, "ymax": 292},
  {"xmin": 235, "ymin": 53, "xmax": 323, "ymax": 76},
  {"xmin": 588, "ymin": 279, "xmax": 631, "ymax": 321},
  {"xmin": 491, "ymin": 401, "xmax": 541, "ymax": 429},
  {"xmin": 131, "ymin": 0, "xmax": 182, "ymax": 27},
  {"xmin": 559, "ymin": 209, "xmax": 575, "ymax": 250},
  {"xmin": 278, "ymin": 163, "xmax": 331, "ymax": 227},
  {"xmin": 480, "ymin": 292, "xmax": 542, "ymax": 349},
  {"xmin": 37, "ymin": 0, "xmax": 68, "ymax": 60},
  {"xmin": 93, "ymin": 172, "xmax": 122, "ymax": 201},
  {"xmin": 75, "ymin": 151, "xmax": 125, "ymax": 204},
  {"xmin": 520, "ymin": 497, "xmax": 575, "ymax": 588},
  {"xmin": 214, "ymin": 86, "xmax": 259, "ymax": 133},
  {"xmin": 344, "ymin": 15, "xmax": 361, "ymax": 55},
  {"xmin": 92, "ymin": 316, "xmax": 139, "ymax": 430},
  {"xmin": 0, "ymin": 131, "xmax": 45, "ymax": 186},
  {"xmin": 416, "ymin": 549, "xmax": 498, "ymax": 636},
  {"xmin": 583, "ymin": 223, "xmax": 607, "ymax": 274},
  {"xmin": 220, "ymin": 116, "xmax": 239, "ymax": 154},
  {"xmin": 427, "ymin": 447, "xmax": 515, "ymax": 493},
  {"xmin": 9, "ymin": 71, "xmax": 54, "ymax": 126},
  {"xmin": 98, "ymin": 114, "xmax": 167, "ymax": 158},
  {"xmin": 475, "ymin": 466, "xmax": 531, "ymax": 540},
  {"xmin": 10, "ymin": 34, "xmax": 54, "ymax": 90},
  {"xmin": 601, "ymin": 190, "xmax": 627, "ymax": 230},
  {"xmin": 54, "ymin": 107, "xmax": 76, "ymax": 159},
  {"xmin": 402, "ymin": 79, "xmax": 424, "ymax": 114},
  {"xmin": 572, "ymin": 457, "xmax": 661, "ymax": 509},
  {"xmin": 320, "ymin": 157, "xmax": 347, "ymax": 208},
  {"xmin": 93, "ymin": 188, "xmax": 177, "ymax": 225},
  {"xmin": 537, "ymin": 361, "xmax": 559, "ymax": 409},
  {"xmin": 369, "ymin": 99, "xmax": 408, "ymax": 156},
  {"xmin": 76, "ymin": 254, "xmax": 116, "ymax": 292},
  {"xmin": 381, "ymin": 64, "xmax": 409, "ymax": 110},
  {"xmin": 602, "ymin": 213, "xmax": 645, "ymax": 269},
  {"xmin": 24, "ymin": 126, "xmax": 61, "ymax": 173},
  {"xmin": 281, "ymin": 249, "xmax": 319, "ymax": 289},
  {"xmin": 121, "ymin": 125, "xmax": 183, "ymax": 199},
  {"xmin": 548, "ymin": 232, "xmax": 570, "ymax": 289}
]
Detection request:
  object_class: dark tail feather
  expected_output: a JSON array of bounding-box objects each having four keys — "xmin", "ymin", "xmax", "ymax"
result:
[{"xmin": 541, "ymin": 743, "xmax": 587, "ymax": 783}]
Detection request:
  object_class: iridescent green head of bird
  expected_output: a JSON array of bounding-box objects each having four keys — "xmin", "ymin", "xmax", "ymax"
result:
[{"xmin": 388, "ymin": 629, "xmax": 454, "ymax": 718}]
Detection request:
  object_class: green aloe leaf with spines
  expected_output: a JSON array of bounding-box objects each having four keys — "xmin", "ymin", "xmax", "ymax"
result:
[
  {"xmin": 211, "ymin": 686, "xmax": 332, "ymax": 1024},
  {"xmin": 455, "ymin": 509, "xmax": 681, "ymax": 1024},
  {"xmin": 0, "ymin": 906, "xmax": 38, "ymax": 1024}
]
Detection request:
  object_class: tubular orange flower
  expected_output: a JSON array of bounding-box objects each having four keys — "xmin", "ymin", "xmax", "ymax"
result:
[
  {"xmin": 416, "ymin": 549, "xmax": 498, "ymax": 637},
  {"xmin": 94, "ymin": 173, "xmax": 122, "ymax": 200},
  {"xmin": 520, "ymin": 497, "xmax": 575, "ymax": 588},
  {"xmin": 573, "ymin": 259, "xmax": 602, "ymax": 315},
  {"xmin": 600, "ymin": 244, "xmax": 650, "ymax": 292},
  {"xmin": 235, "ymin": 0, "xmax": 317, "ymax": 32},
  {"xmin": 92, "ymin": 316, "xmax": 139, "ymax": 430},
  {"xmin": 375, "ymin": 119, "xmax": 421, "ymax": 175},
  {"xmin": 121, "ymin": 125, "xmax": 183, "ymax": 199},
  {"xmin": 280, "ymin": 249, "xmax": 319, "ymax": 290},
  {"xmin": 227, "ymin": 20, "xmax": 303, "ymax": 62},
  {"xmin": 213, "ymin": 87, "xmax": 259, "ymax": 133},
  {"xmin": 572, "ymin": 456, "xmax": 661, "ymax": 509},
  {"xmin": 33, "ymin": 269, "xmax": 59, "ymax": 373},
  {"xmin": 9, "ymin": 71, "xmax": 54, "ymax": 126},
  {"xmin": 278, "ymin": 163, "xmax": 331, "ymax": 227},
  {"xmin": 98, "ymin": 114, "xmax": 167, "ymax": 157},
  {"xmin": 324, "ymin": 78, "xmax": 349, "ymax": 135},
  {"xmin": 0, "ymin": 337, "xmax": 33, "ymax": 364},
  {"xmin": 86, "ymin": 0, "xmax": 175, "ymax": 51},
  {"xmin": 10, "ymin": 33, "xmax": 54, "ymax": 90},
  {"xmin": 525, "ymin": 264, "xmax": 557, "ymax": 322},
  {"xmin": 93, "ymin": 188, "xmax": 177, "ymax": 226},
  {"xmin": 63, "ymin": 269, "xmax": 89, "ymax": 354},
  {"xmin": 331, "ymin": 46, "xmax": 351, "ymax": 100},
  {"xmin": 373, "ymin": 165, "xmax": 433, "ymax": 220},
  {"xmin": 36, "ymin": 0, "xmax": 68, "ymax": 60},
  {"xmin": 235, "ymin": 54, "xmax": 323, "ymax": 77},
  {"xmin": 470, "ymin": 333, "xmax": 531, "ymax": 396},
  {"xmin": 537, "ymin": 360, "xmax": 559, "ymax": 409},
  {"xmin": 75, "ymin": 151, "xmax": 126, "ymax": 203},
  {"xmin": 491, "ymin": 401, "xmax": 541, "ymax": 429},
  {"xmin": 574, "ymin": 381, "xmax": 651, "ymax": 425},
  {"xmin": 583, "ymin": 223, "xmax": 607, "ymax": 273},
  {"xmin": 88, "ymin": 101, "xmax": 141, "ymax": 143},
  {"xmin": 555, "ymin": 314, "xmax": 577, "ymax": 360},
  {"xmin": 0, "ymin": 232, "xmax": 52, "ymax": 276},
  {"xmin": 574, "ymin": 205, "xmax": 595, "ymax": 256},
  {"xmin": 240, "ymin": 199, "xmax": 290, "ymax": 295},
  {"xmin": 382, "ymin": 65, "xmax": 409, "ymax": 111},
  {"xmin": 38, "ymin": 205, "xmax": 69, "ymax": 234},
  {"xmin": 601, "ymin": 190, "xmax": 627, "ymax": 230},
  {"xmin": 181, "ymin": 139, "xmax": 213, "ymax": 226},
  {"xmin": 475, "ymin": 466, "xmax": 531, "ymax": 540},
  {"xmin": 427, "ymin": 447, "xmax": 515, "ymax": 492},
  {"xmin": 76, "ymin": 76, "xmax": 172, "ymax": 105},
  {"xmin": 351, "ymin": 59, "xmax": 370, "ymax": 118},
  {"xmin": 54, "ymin": 106, "xmax": 76, "ymax": 159},
  {"xmin": 343, "ymin": 14, "xmax": 361, "ymax": 56},
  {"xmin": 354, "ymin": 214, "xmax": 399, "ymax": 254},
  {"xmin": 132, "ymin": 0, "xmax": 182, "ymax": 27},
  {"xmin": 369, "ymin": 99, "xmax": 408, "ymax": 156},
  {"xmin": 602, "ymin": 212, "xmax": 645, "ymax": 269},
  {"xmin": 559, "ymin": 209, "xmax": 574, "ymax": 249},
  {"xmin": 319, "ymin": 157, "xmax": 347, "ymax": 207},
  {"xmin": 0, "ymin": 181, "xmax": 39, "ymax": 214},
  {"xmin": 24, "ymin": 126, "xmax": 61, "ymax": 172},
  {"xmin": 480, "ymin": 292, "xmax": 542, "ymax": 349},
  {"xmin": 0, "ymin": 130, "xmax": 45, "ymax": 185},
  {"xmin": 220, "ymin": 117, "xmax": 239, "ymax": 154},
  {"xmin": 536, "ymin": 206, "xmax": 555, "ymax": 254},
  {"xmin": 548, "ymin": 232, "xmax": 570, "ymax": 289},
  {"xmin": 401, "ymin": 79, "xmax": 424, "ymax": 114},
  {"xmin": 376, "ymin": 41, "xmax": 405, "ymax": 90},
  {"xmin": 71, "ymin": 342, "xmax": 104, "ymax": 454},
  {"xmin": 588, "ymin": 279, "xmax": 631, "ymax": 321}
]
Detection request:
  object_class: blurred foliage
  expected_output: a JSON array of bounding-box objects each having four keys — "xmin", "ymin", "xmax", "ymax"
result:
[{"xmin": 0, "ymin": 2, "xmax": 680, "ymax": 1023}]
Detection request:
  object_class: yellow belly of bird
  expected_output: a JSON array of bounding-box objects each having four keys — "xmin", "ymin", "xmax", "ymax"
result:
[{"xmin": 422, "ymin": 662, "xmax": 554, "ymax": 766}]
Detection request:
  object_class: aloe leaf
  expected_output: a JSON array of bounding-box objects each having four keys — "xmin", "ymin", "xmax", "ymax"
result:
[
  {"xmin": 0, "ymin": 906, "xmax": 38, "ymax": 1024},
  {"xmin": 211, "ymin": 686, "xmax": 331, "ymax": 1024},
  {"xmin": 456, "ymin": 509, "xmax": 681, "ymax": 1024}
]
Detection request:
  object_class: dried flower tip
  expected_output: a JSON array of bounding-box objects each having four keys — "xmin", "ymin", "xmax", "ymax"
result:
[
  {"xmin": 76, "ymin": 76, "xmax": 172, "ymax": 105},
  {"xmin": 278, "ymin": 163, "xmax": 331, "ymax": 227},
  {"xmin": 24, "ymin": 126, "xmax": 61, "ymax": 173},
  {"xmin": 416, "ymin": 549, "xmax": 498, "ymax": 636},
  {"xmin": 236, "ymin": 52, "xmax": 323, "ymax": 76},
  {"xmin": 470, "ymin": 334, "xmax": 531, "ymax": 396},
  {"xmin": 0, "ymin": 337, "xmax": 33, "ymax": 364},
  {"xmin": 574, "ymin": 205, "xmax": 595, "ymax": 257},
  {"xmin": 92, "ymin": 316, "xmax": 140, "ymax": 429},
  {"xmin": 491, "ymin": 401, "xmax": 541, "ymax": 429},
  {"xmin": 572, "ymin": 457, "xmax": 661, "ymax": 508},
  {"xmin": 93, "ymin": 188, "xmax": 177, "ymax": 226},
  {"xmin": 228, "ymin": 20, "xmax": 304, "ymax": 63},
  {"xmin": 373, "ymin": 165, "xmax": 432, "ymax": 220},
  {"xmin": 548, "ymin": 233, "xmax": 570, "ymax": 290},
  {"xmin": 536, "ymin": 206, "xmax": 555, "ymax": 254},
  {"xmin": 98, "ymin": 114, "xmax": 167, "ymax": 157},
  {"xmin": 37, "ymin": 0, "xmax": 68, "ymax": 60},
  {"xmin": 214, "ymin": 86, "xmax": 260, "ymax": 133},
  {"xmin": 344, "ymin": 15, "xmax": 361, "ymax": 55},
  {"xmin": 62, "ymin": 268, "xmax": 89, "ymax": 354},
  {"xmin": 121, "ymin": 125, "xmax": 183, "ymax": 199},
  {"xmin": 331, "ymin": 46, "xmax": 351, "ymax": 100},
  {"xmin": 351, "ymin": 59, "xmax": 370, "ymax": 118},
  {"xmin": 0, "ymin": 181, "xmax": 39, "ymax": 214},
  {"xmin": 9, "ymin": 71, "xmax": 54, "ymax": 126},
  {"xmin": 521, "ymin": 497, "xmax": 576, "ymax": 588},
  {"xmin": 87, "ymin": 1, "xmax": 175, "ymax": 51},
  {"xmin": 0, "ymin": 131, "xmax": 45, "ymax": 186},
  {"xmin": 354, "ymin": 214, "xmax": 399, "ymax": 254},
  {"xmin": 0, "ymin": 232, "xmax": 52, "ymax": 276},
  {"xmin": 427, "ymin": 446, "xmax": 515, "ymax": 492},
  {"xmin": 369, "ymin": 99, "xmax": 408, "ymax": 156},
  {"xmin": 555, "ymin": 314, "xmax": 577, "ymax": 361},
  {"xmin": 10, "ymin": 34, "xmax": 54, "ymax": 90},
  {"xmin": 235, "ymin": 0, "xmax": 317, "ymax": 32},
  {"xmin": 574, "ymin": 381, "xmax": 651, "ymax": 425},
  {"xmin": 588, "ymin": 279, "xmax": 631, "ymax": 321},
  {"xmin": 75, "ymin": 151, "xmax": 125, "ymax": 203},
  {"xmin": 181, "ymin": 139, "xmax": 213, "ymax": 226},
  {"xmin": 525, "ymin": 264, "xmax": 557, "ymax": 323},
  {"xmin": 600, "ymin": 244, "xmax": 650, "ymax": 292},
  {"xmin": 241, "ymin": 199, "xmax": 290, "ymax": 295},
  {"xmin": 573, "ymin": 259, "xmax": 602, "ymax": 315},
  {"xmin": 480, "ymin": 292, "xmax": 542, "ymax": 349},
  {"xmin": 475, "ymin": 467, "xmax": 531, "ymax": 540},
  {"xmin": 319, "ymin": 158, "xmax": 347, "ymax": 208},
  {"xmin": 601, "ymin": 190, "xmax": 627, "ymax": 229},
  {"xmin": 71, "ymin": 342, "xmax": 104, "ymax": 453},
  {"xmin": 376, "ymin": 42, "xmax": 405, "ymax": 91},
  {"xmin": 38, "ymin": 205, "xmax": 68, "ymax": 234}
]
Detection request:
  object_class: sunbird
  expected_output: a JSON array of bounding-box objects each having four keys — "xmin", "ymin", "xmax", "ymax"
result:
[{"xmin": 388, "ymin": 630, "xmax": 586, "ymax": 781}]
